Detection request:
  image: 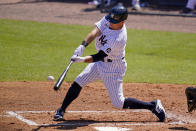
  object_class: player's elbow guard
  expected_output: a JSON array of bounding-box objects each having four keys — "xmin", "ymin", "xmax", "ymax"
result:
[{"xmin": 91, "ymin": 50, "xmax": 108, "ymax": 62}]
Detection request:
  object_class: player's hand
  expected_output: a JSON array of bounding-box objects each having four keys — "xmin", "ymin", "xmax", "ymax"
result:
[
  {"xmin": 73, "ymin": 45, "xmax": 85, "ymax": 57},
  {"xmin": 71, "ymin": 55, "xmax": 85, "ymax": 63}
]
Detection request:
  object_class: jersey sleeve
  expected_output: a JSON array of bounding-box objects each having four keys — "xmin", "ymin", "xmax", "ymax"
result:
[{"xmin": 95, "ymin": 16, "xmax": 109, "ymax": 33}]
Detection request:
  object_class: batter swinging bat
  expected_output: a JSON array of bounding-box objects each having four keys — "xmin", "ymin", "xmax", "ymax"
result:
[{"xmin": 54, "ymin": 61, "xmax": 73, "ymax": 91}]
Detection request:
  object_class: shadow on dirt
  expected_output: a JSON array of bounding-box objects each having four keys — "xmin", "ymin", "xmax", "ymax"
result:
[
  {"xmin": 32, "ymin": 119, "xmax": 154, "ymax": 130},
  {"xmin": 168, "ymin": 127, "xmax": 191, "ymax": 130}
]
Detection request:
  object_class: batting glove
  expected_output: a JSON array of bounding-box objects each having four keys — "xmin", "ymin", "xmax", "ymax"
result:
[
  {"xmin": 73, "ymin": 45, "xmax": 85, "ymax": 57},
  {"xmin": 71, "ymin": 55, "xmax": 85, "ymax": 63}
]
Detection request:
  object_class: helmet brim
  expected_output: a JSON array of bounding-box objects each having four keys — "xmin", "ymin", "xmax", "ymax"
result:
[{"xmin": 105, "ymin": 14, "xmax": 120, "ymax": 24}]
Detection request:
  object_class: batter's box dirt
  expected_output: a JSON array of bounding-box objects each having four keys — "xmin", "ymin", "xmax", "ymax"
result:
[
  {"xmin": 6, "ymin": 110, "xmax": 196, "ymax": 129},
  {"xmin": 4, "ymin": 110, "xmax": 196, "ymax": 131},
  {"xmin": 8, "ymin": 110, "xmax": 158, "ymax": 124},
  {"xmin": 1, "ymin": 82, "xmax": 196, "ymax": 131}
]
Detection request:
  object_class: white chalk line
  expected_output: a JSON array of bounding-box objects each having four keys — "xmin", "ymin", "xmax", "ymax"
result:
[
  {"xmin": 167, "ymin": 111, "xmax": 196, "ymax": 124},
  {"xmin": 0, "ymin": 114, "xmax": 12, "ymax": 117},
  {"xmin": 5, "ymin": 110, "xmax": 196, "ymax": 127},
  {"xmin": 6, "ymin": 111, "xmax": 38, "ymax": 126},
  {"xmin": 94, "ymin": 127, "xmax": 131, "ymax": 131}
]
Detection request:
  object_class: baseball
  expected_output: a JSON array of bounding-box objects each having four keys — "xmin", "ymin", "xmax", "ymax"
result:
[{"xmin": 47, "ymin": 75, "xmax": 54, "ymax": 81}]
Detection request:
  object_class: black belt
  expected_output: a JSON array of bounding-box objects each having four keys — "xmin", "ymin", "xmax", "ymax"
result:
[{"xmin": 102, "ymin": 57, "xmax": 124, "ymax": 62}]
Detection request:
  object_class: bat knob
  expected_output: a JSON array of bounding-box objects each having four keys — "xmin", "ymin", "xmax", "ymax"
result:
[{"xmin": 54, "ymin": 86, "xmax": 58, "ymax": 91}]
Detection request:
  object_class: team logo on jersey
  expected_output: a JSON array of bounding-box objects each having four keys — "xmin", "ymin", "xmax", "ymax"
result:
[
  {"xmin": 106, "ymin": 48, "xmax": 111, "ymax": 53},
  {"xmin": 99, "ymin": 35, "xmax": 107, "ymax": 46}
]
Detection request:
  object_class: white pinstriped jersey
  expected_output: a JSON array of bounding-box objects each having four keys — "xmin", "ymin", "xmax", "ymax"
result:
[
  {"xmin": 75, "ymin": 16, "xmax": 127, "ymax": 109},
  {"xmin": 95, "ymin": 16, "xmax": 127, "ymax": 61}
]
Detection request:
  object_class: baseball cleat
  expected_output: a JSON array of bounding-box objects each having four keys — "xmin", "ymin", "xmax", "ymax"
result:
[
  {"xmin": 151, "ymin": 99, "xmax": 166, "ymax": 122},
  {"xmin": 53, "ymin": 108, "xmax": 64, "ymax": 121}
]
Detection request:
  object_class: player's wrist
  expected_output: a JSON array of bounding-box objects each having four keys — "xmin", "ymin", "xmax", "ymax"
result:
[
  {"xmin": 81, "ymin": 40, "xmax": 88, "ymax": 47},
  {"xmin": 77, "ymin": 57, "xmax": 85, "ymax": 63},
  {"xmin": 71, "ymin": 56, "xmax": 85, "ymax": 63}
]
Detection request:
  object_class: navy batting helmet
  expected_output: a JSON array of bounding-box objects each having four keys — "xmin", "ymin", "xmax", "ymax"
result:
[{"xmin": 105, "ymin": 4, "xmax": 128, "ymax": 24}]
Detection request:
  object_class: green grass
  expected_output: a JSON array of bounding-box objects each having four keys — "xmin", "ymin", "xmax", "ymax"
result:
[
  {"xmin": 126, "ymin": 29, "xmax": 196, "ymax": 84},
  {"xmin": 0, "ymin": 19, "xmax": 196, "ymax": 84}
]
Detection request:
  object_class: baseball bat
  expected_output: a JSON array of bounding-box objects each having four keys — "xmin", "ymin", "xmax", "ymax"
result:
[{"xmin": 54, "ymin": 61, "xmax": 73, "ymax": 91}]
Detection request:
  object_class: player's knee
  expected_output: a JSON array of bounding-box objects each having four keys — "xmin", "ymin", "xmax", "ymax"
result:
[
  {"xmin": 68, "ymin": 82, "xmax": 82, "ymax": 99},
  {"xmin": 75, "ymin": 77, "xmax": 86, "ymax": 88}
]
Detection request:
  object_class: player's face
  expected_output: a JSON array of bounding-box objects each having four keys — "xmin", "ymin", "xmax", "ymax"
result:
[{"xmin": 110, "ymin": 21, "xmax": 124, "ymax": 30}]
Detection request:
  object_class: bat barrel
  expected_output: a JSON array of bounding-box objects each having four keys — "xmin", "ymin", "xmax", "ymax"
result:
[{"xmin": 53, "ymin": 61, "xmax": 73, "ymax": 91}]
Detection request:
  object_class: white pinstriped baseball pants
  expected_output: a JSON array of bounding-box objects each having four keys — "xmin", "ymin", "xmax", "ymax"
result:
[
  {"xmin": 186, "ymin": 0, "xmax": 196, "ymax": 10},
  {"xmin": 75, "ymin": 59, "xmax": 127, "ymax": 109}
]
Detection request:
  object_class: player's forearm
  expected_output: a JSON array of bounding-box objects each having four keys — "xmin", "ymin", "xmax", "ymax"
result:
[
  {"xmin": 84, "ymin": 33, "xmax": 95, "ymax": 45},
  {"xmin": 83, "ymin": 56, "xmax": 93, "ymax": 63},
  {"xmin": 85, "ymin": 50, "xmax": 108, "ymax": 63},
  {"xmin": 84, "ymin": 27, "xmax": 101, "ymax": 46},
  {"xmin": 72, "ymin": 50, "xmax": 107, "ymax": 63}
]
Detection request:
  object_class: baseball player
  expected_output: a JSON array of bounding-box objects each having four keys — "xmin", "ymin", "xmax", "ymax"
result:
[
  {"xmin": 54, "ymin": 4, "xmax": 166, "ymax": 122},
  {"xmin": 132, "ymin": 0, "xmax": 141, "ymax": 11},
  {"xmin": 181, "ymin": 0, "xmax": 196, "ymax": 14},
  {"xmin": 185, "ymin": 87, "xmax": 196, "ymax": 112}
]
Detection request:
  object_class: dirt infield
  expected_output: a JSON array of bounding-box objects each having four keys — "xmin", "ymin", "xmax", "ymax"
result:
[
  {"xmin": 0, "ymin": 82, "xmax": 196, "ymax": 131},
  {"xmin": 0, "ymin": 0, "xmax": 196, "ymax": 131}
]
